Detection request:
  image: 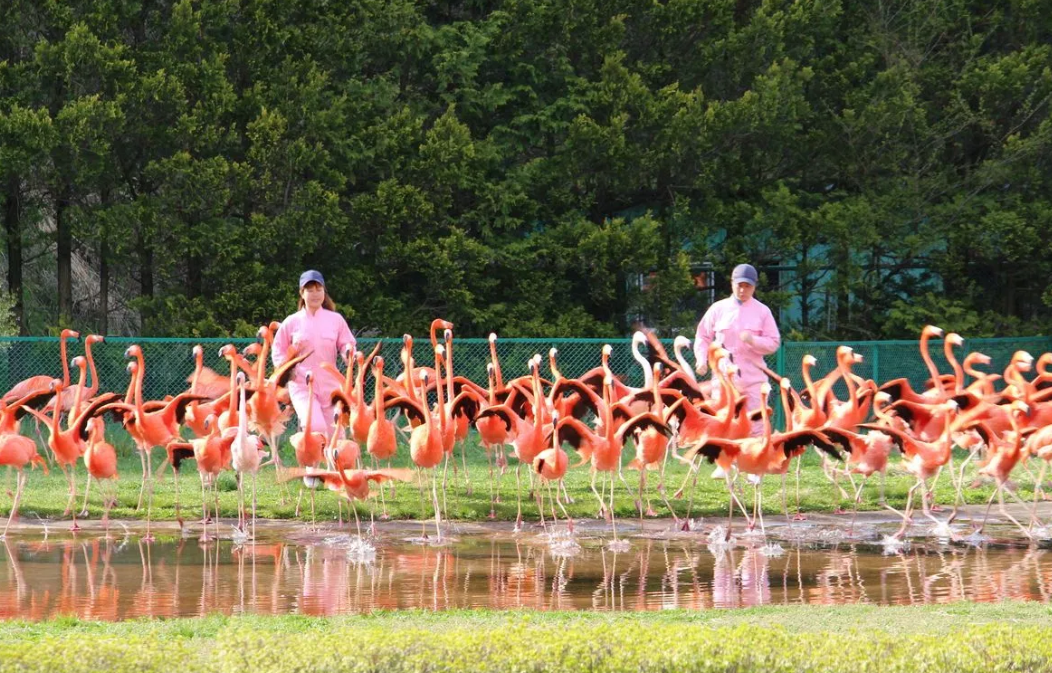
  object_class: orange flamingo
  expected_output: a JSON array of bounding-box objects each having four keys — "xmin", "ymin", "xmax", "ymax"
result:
[
  {"xmin": 21, "ymin": 383, "xmax": 119, "ymax": 530},
  {"xmin": 2, "ymin": 328, "xmax": 79, "ymax": 403},
  {"xmin": 533, "ymin": 410, "xmax": 572, "ymax": 533},
  {"xmin": 0, "ymin": 432, "xmax": 48, "ymax": 537},
  {"xmin": 290, "ymin": 371, "xmax": 327, "ymax": 526},
  {"xmin": 79, "ymin": 417, "xmax": 118, "ymax": 524},
  {"xmin": 366, "ymin": 356, "xmax": 398, "ymax": 519}
]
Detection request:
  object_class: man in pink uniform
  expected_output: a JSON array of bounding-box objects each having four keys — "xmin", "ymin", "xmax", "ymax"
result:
[
  {"xmin": 272, "ymin": 270, "xmax": 356, "ymax": 438},
  {"xmin": 693, "ymin": 263, "xmax": 780, "ymax": 435}
]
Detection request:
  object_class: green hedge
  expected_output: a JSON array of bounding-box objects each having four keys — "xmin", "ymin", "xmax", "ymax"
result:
[{"xmin": 2, "ymin": 612, "xmax": 1051, "ymax": 672}]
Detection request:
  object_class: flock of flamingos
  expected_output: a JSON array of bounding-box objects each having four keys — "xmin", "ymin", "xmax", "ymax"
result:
[{"xmin": 2, "ymin": 319, "xmax": 1052, "ymax": 547}]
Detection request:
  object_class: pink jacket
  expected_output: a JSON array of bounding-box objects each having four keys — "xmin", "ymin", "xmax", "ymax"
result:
[
  {"xmin": 693, "ymin": 296, "xmax": 780, "ymax": 388},
  {"xmin": 272, "ymin": 308, "xmax": 356, "ymax": 401}
]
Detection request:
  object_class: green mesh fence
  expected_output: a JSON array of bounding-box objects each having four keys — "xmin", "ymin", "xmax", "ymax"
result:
[{"xmin": 2, "ymin": 334, "xmax": 1050, "ymax": 425}]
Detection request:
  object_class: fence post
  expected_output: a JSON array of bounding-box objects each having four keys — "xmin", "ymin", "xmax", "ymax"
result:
[{"xmin": 872, "ymin": 343, "xmax": 880, "ymax": 382}]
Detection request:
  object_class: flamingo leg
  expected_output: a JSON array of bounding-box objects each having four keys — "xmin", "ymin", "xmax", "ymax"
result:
[{"xmin": 1, "ymin": 471, "xmax": 25, "ymax": 538}]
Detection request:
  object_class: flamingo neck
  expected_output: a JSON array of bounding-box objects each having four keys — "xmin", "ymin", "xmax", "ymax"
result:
[
  {"xmin": 85, "ymin": 342, "xmax": 99, "ymax": 394},
  {"xmin": 919, "ymin": 333, "xmax": 942, "ymax": 392},
  {"xmin": 631, "ymin": 339, "xmax": 654, "ymax": 389},
  {"xmin": 373, "ymin": 366, "xmax": 384, "ymax": 417},
  {"xmin": 59, "ymin": 336, "xmax": 72, "ymax": 387},
  {"xmin": 673, "ymin": 342, "xmax": 697, "ymax": 384},
  {"xmin": 945, "ymin": 343, "xmax": 964, "ymax": 394}
]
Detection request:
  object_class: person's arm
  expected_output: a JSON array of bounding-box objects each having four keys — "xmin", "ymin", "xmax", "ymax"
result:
[
  {"xmin": 748, "ymin": 307, "xmax": 781, "ymax": 355},
  {"xmin": 693, "ymin": 308, "xmax": 715, "ymax": 374},
  {"xmin": 335, "ymin": 316, "xmax": 356, "ymax": 364},
  {"xmin": 271, "ymin": 317, "xmax": 292, "ymax": 368}
]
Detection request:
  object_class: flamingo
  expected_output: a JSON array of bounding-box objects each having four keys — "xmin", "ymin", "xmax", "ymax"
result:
[
  {"xmin": 290, "ymin": 371, "xmax": 327, "ymax": 527},
  {"xmin": 282, "ymin": 466, "xmax": 414, "ymax": 537},
  {"xmin": 2, "ymin": 328, "xmax": 79, "ymax": 403},
  {"xmin": 366, "ymin": 356, "xmax": 398, "ymax": 519},
  {"xmin": 533, "ymin": 410, "xmax": 572, "ymax": 534},
  {"xmin": 878, "ymin": 325, "xmax": 945, "ymax": 402},
  {"xmin": 858, "ymin": 399, "xmax": 960, "ymax": 538},
  {"xmin": 618, "ymin": 362, "xmax": 676, "ymax": 521},
  {"xmin": 79, "ymin": 417, "xmax": 118, "ymax": 525},
  {"xmin": 21, "ymin": 382, "xmax": 119, "ymax": 530},
  {"xmin": 229, "ymin": 372, "xmax": 264, "ymax": 539},
  {"xmin": 0, "ymin": 432, "xmax": 48, "ymax": 537}
]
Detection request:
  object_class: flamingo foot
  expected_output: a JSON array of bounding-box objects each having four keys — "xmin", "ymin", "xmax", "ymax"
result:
[{"xmin": 792, "ymin": 512, "xmax": 807, "ymax": 521}]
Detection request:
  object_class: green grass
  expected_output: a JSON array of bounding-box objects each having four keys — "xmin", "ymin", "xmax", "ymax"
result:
[
  {"xmin": 2, "ymin": 604, "xmax": 1052, "ymax": 672},
  {"xmin": 0, "ymin": 424, "xmax": 1036, "ymax": 525}
]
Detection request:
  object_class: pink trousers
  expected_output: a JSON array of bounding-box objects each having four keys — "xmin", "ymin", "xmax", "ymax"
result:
[{"xmin": 287, "ymin": 381, "xmax": 336, "ymax": 438}]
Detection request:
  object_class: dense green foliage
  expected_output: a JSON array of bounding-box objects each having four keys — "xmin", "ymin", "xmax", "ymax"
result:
[
  {"xmin": 4, "ymin": 607, "xmax": 1052, "ymax": 671},
  {"xmin": 2, "ymin": 1, "xmax": 1051, "ymax": 338}
]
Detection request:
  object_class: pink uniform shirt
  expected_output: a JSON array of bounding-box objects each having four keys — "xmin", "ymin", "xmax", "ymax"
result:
[
  {"xmin": 693, "ymin": 296, "xmax": 780, "ymax": 389},
  {"xmin": 272, "ymin": 307, "xmax": 356, "ymax": 419}
]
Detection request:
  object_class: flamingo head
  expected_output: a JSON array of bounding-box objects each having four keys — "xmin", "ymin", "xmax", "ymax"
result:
[
  {"xmin": 60, "ymin": 328, "xmax": 80, "ymax": 340},
  {"xmin": 488, "ymin": 332, "xmax": 498, "ymax": 343},
  {"xmin": 549, "ymin": 347, "xmax": 558, "ymax": 358},
  {"xmin": 269, "ymin": 321, "xmax": 282, "ymax": 333},
  {"xmin": 243, "ymin": 342, "xmax": 262, "ymax": 357},
  {"xmin": 964, "ymin": 352, "xmax": 992, "ymax": 368},
  {"xmin": 192, "ymin": 345, "xmax": 203, "ymax": 359},
  {"xmin": 673, "ymin": 335, "xmax": 691, "ymax": 350},
  {"xmin": 71, "ymin": 356, "xmax": 86, "ymax": 369},
  {"xmin": 124, "ymin": 344, "xmax": 142, "ymax": 359},
  {"xmin": 236, "ymin": 371, "xmax": 247, "ymax": 385},
  {"xmin": 126, "ymin": 361, "xmax": 138, "ymax": 375},
  {"xmin": 49, "ymin": 379, "xmax": 63, "ymax": 392},
  {"xmin": 602, "ymin": 344, "xmax": 612, "ymax": 357},
  {"xmin": 760, "ymin": 381, "xmax": 772, "ymax": 396},
  {"xmin": 86, "ymin": 334, "xmax": 104, "ymax": 345},
  {"xmin": 780, "ymin": 377, "xmax": 792, "ymax": 390},
  {"xmin": 374, "ymin": 356, "xmax": 384, "ymax": 373},
  {"xmin": 305, "ymin": 370, "xmax": 314, "ymax": 385},
  {"xmin": 632, "ymin": 331, "xmax": 647, "ymax": 345},
  {"xmin": 1011, "ymin": 400, "xmax": 1031, "ymax": 417},
  {"xmin": 922, "ymin": 325, "xmax": 944, "ymax": 339},
  {"xmin": 443, "ymin": 329, "xmax": 452, "ymax": 343},
  {"xmin": 803, "ymin": 354, "xmax": 817, "ymax": 367},
  {"xmin": 219, "ymin": 344, "xmax": 238, "ymax": 359},
  {"xmin": 946, "ymin": 333, "xmax": 964, "ymax": 347},
  {"xmin": 257, "ymin": 324, "xmax": 269, "ymax": 339},
  {"xmin": 1012, "ymin": 351, "xmax": 1034, "ymax": 372},
  {"xmin": 653, "ymin": 362, "xmax": 663, "ymax": 377}
]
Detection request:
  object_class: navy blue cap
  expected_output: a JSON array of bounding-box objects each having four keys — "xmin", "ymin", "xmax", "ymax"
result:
[
  {"xmin": 299, "ymin": 269, "xmax": 325, "ymax": 289},
  {"xmin": 731, "ymin": 263, "xmax": 758, "ymax": 286}
]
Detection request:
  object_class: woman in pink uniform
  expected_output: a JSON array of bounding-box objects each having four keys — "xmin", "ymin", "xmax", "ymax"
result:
[
  {"xmin": 693, "ymin": 263, "xmax": 780, "ymax": 435},
  {"xmin": 272, "ymin": 270, "xmax": 356, "ymax": 438}
]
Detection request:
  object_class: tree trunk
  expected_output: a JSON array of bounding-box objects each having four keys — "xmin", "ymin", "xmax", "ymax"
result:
[
  {"xmin": 98, "ymin": 234, "xmax": 109, "ymax": 334},
  {"xmin": 3, "ymin": 174, "xmax": 25, "ymax": 334},
  {"xmin": 56, "ymin": 184, "xmax": 73, "ymax": 326},
  {"xmin": 137, "ymin": 223, "xmax": 154, "ymax": 332}
]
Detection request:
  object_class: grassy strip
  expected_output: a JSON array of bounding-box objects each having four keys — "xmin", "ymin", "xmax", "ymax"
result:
[
  {"xmin": 2, "ymin": 604, "xmax": 1052, "ymax": 672},
  {"xmin": 0, "ymin": 429, "xmax": 1034, "ymax": 524}
]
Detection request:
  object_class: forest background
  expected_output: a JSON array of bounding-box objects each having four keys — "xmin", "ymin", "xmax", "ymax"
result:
[{"xmin": 1, "ymin": 0, "xmax": 1050, "ymax": 340}]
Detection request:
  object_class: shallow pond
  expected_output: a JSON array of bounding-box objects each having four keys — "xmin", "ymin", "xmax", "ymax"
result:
[{"xmin": 2, "ymin": 518, "xmax": 1051, "ymax": 620}]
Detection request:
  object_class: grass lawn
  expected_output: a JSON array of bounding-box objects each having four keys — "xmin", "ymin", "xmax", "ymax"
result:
[
  {"xmin": 0, "ymin": 424, "xmax": 1039, "ymax": 526},
  {"xmin": 2, "ymin": 603, "xmax": 1052, "ymax": 672}
]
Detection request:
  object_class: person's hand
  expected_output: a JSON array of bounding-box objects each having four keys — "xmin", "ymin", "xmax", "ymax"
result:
[
  {"xmin": 739, "ymin": 330, "xmax": 754, "ymax": 345},
  {"xmin": 695, "ymin": 362, "xmax": 708, "ymax": 377}
]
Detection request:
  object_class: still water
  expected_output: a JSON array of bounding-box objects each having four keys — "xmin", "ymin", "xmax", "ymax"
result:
[{"xmin": 2, "ymin": 524, "xmax": 1051, "ymax": 620}]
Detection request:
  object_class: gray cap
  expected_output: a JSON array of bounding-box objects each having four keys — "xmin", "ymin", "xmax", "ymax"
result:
[
  {"xmin": 299, "ymin": 269, "xmax": 325, "ymax": 289},
  {"xmin": 731, "ymin": 263, "xmax": 758, "ymax": 286}
]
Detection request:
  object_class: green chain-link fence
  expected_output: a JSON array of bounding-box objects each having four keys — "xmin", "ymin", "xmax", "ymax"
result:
[
  {"xmin": 1, "ymin": 333, "xmax": 1049, "ymax": 445},
  {"xmin": 3, "ymin": 334, "xmax": 1049, "ymax": 402}
]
